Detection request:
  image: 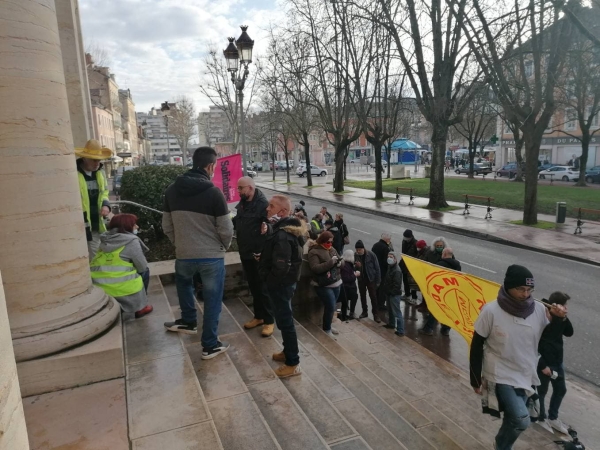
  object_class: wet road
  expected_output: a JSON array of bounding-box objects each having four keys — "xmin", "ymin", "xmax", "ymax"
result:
[{"xmin": 260, "ymin": 187, "xmax": 600, "ymax": 389}]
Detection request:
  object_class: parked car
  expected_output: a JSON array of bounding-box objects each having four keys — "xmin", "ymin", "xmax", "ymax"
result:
[
  {"xmin": 369, "ymin": 161, "xmax": 388, "ymax": 170},
  {"xmin": 455, "ymin": 163, "xmax": 493, "ymax": 176},
  {"xmin": 538, "ymin": 166, "xmax": 579, "ymax": 181},
  {"xmin": 584, "ymin": 165, "xmax": 600, "ymax": 183},
  {"xmin": 496, "ymin": 162, "xmax": 524, "ymax": 178},
  {"xmin": 349, "ymin": 159, "xmax": 362, "ymax": 164},
  {"xmin": 537, "ymin": 163, "xmax": 556, "ymax": 172},
  {"xmin": 247, "ymin": 169, "xmax": 257, "ymax": 178},
  {"xmin": 296, "ymin": 164, "xmax": 328, "ymax": 177},
  {"xmin": 112, "ymin": 175, "xmax": 122, "ymax": 195}
]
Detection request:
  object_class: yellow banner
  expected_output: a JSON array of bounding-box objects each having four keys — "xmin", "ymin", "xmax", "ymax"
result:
[{"xmin": 402, "ymin": 255, "xmax": 501, "ymax": 344}]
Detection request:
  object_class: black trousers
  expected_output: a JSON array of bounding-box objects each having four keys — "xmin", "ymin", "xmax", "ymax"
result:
[{"xmin": 241, "ymin": 258, "xmax": 274, "ymax": 324}]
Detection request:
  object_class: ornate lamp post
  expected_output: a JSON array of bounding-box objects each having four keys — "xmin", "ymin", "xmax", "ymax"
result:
[
  {"xmin": 223, "ymin": 26, "xmax": 255, "ymax": 176},
  {"xmin": 161, "ymin": 100, "xmax": 170, "ymax": 161}
]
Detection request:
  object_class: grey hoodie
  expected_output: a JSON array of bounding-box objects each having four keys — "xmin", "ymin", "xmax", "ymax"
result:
[{"xmin": 97, "ymin": 229, "xmax": 149, "ymax": 313}]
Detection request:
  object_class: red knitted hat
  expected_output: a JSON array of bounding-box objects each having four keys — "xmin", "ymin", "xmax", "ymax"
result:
[{"xmin": 416, "ymin": 240, "xmax": 427, "ymax": 249}]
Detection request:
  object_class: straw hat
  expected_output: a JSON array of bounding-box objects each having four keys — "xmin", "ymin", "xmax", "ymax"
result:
[{"xmin": 75, "ymin": 139, "xmax": 113, "ymax": 160}]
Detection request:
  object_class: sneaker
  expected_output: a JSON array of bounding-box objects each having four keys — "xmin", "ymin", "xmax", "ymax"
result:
[
  {"xmin": 272, "ymin": 351, "xmax": 285, "ymax": 362},
  {"xmin": 418, "ymin": 328, "xmax": 433, "ymax": 336},
  {"xmin": 348, "ymin": 312, "xmax": 356, "ymax": 320},
  {"xmin": 201, "ymin": 341, "xmax": 230, "ymax": 360},
  {"xmin": 261, "ymin": 324, "xmax": 275, "ymax": 337},
  {"xmin": 383, "ymin": 324, "xmax": 395, "ymax": 329},
  {"xmin": 244, "ymin": 318, "xmax": 264, "ymax": 329},
  {"xmin": 275, "ymin": 364, "xmax": 301, "ymax": 378},
  {"xmin": 331, "ymin": 328, "xmax": 340, "ymax": 335},
  {"xmin": 395, "ymin": 331, "xmax": 405, "ymax": 337},
  {"xmin": 164, "ymin": 319, "xmax": 197, "ymax": 335},
  {"xmin": 325, "ymin": 330, "xmax": 337, "ymax": 339},
  {"xmin": 538, "ymin": 419, "xmax": 554, "ymax": 434},
  {"xmin": 359, "ymin": 311, "xmax": 368, "ymax": 319},
  {"xmin": 548, "ymin": 418, "xmax": 569, "ymax": 435},
  {"xmin": 373, "ymin": 315, "xmax": 382, "ymax": 323},
  {"xmin": 135, "ymin": 305, "xmax": 154, "ymax": 319}
]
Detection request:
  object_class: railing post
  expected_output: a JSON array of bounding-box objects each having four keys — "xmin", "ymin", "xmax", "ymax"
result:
[
  {"xmin": 485, "ymin": 197, "xmax": 493, "ymax": 219},
  {"xmin": 394, "ymin": 187, "xmax": 400, "ymax": 204},
  {"xmin": 574, "ymin": 208, "xmax": 583, "ymax": 235},
  {"xmin": 462, "ymin": 195, "xmax": 470, "ymax": 216}
]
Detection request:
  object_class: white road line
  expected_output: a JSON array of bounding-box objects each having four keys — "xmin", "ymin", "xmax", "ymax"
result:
[
  {"xmin": 351, "ymin": 228, "xmax": 371, "ymax": 235},
  {"xmin": 461, "ymin": 261, "xmax": 497, "ymax": 274}
]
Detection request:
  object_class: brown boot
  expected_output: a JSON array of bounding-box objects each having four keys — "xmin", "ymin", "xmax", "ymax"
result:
[
  {"xmin": 244, "ymin": 318, "xmax": 264, "ymax": 329},
  {"xmin": 261, "ymin": 323, "xmax": 274, "ymax": 337},
  {"xmin": 275, "ymin": 364, "xmax": 301, "ymax": 378},
  {"xmin": 272, "ymin": 351, "xmax": 285, "ymax": 362}
]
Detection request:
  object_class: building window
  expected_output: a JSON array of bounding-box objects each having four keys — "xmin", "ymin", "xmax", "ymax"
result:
[
  {"xmin": 587, "ymin": 106, "xmax": 599, "ymax": 128},
  {"xmin": 565, "ymin": 109, "xmax": 577, "ymax": 131},
  {"xmin": 524, "ymin": 60, "xmax": 533, "ymax": 78}
]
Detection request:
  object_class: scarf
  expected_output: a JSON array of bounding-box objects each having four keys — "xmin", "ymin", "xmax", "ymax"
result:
[{"xmin": 496, "ymin": 286, "xmax": 535, "ymax": 319}]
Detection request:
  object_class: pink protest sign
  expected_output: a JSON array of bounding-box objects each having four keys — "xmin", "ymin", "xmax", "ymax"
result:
[{"xmin": 213, "ymin": 154, "xmax": 242, "ymax": 203}]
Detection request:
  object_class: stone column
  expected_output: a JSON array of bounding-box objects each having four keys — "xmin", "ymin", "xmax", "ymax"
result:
[
  {"xmin": 56, "ymin": 0, "xmax": 94, "ymax": 147},
  {"xmin": 0, "ymin": 273, "xmax": 30, "ymax": 450},
  {"xmin": 0, "ymin": 0, "xmax": 119, "ymax": 362}
]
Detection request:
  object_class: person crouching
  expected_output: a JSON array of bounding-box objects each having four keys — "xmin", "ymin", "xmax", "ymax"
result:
[{"xmin": 91, "ymin": 214, "xmax": 153, "ymax": 319}]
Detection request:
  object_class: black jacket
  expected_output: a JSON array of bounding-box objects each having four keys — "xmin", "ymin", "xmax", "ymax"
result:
[
  {"xmin": 384, "ymin": 263, "xmax": 403, "ymax": 296},
  {"xmin": 437, "ymin": 257, "xmax": 461, "ymax": 271},
  {"xmin": 372, "ymin": 240, "xmax": 394, "ymax": 276},
  {"xmin": 329, "ymin": 226, "xmax": 344, "ymax": 255},
  {"xmin": 401, "ymin": 237, "xmax": 418, "ymax": 257},
  {"xmin": 355, "ymin": 250, "xmax": 381, "ymax": 285},
  {"xmin": 233, "ymin": 188, "xmax": 268, "ymax": 259},
  {"xmin": 259, "ymin": 217, "xmax": 307, "ymax": 286},
  {"xmin": 538, "ymin": 315, "xmax": 574, "ymax": 369},
  {"xmin": 334, "ymin": 220, "xmax": 349, "ymax": 239}
]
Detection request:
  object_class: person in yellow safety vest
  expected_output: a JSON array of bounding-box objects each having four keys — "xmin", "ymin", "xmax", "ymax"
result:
[
  {"xmin": 75, "ymin": 139, "xmax": 112, "ymax": 261},
  {"xmin": 310, "ymin": 213, "xmax": 324, "ymax": 240},
  {"xmin": 90, "ymin": 214, "xmax": 153, "ymax": 319}
]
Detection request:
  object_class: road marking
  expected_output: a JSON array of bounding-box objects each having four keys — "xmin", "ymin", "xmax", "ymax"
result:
[
  {"xmin": 351, "ymin": 228, "xmax": 371, "ymax": 235},
  {"xmin": 461, "ymin": 261, "xmax": 497, "ymax": 274}
]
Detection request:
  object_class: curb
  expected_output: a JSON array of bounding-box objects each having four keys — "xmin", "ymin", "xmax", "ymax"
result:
[{"xmin": 258, "ymin": 183, "xmax": 600, "ymax": 268}]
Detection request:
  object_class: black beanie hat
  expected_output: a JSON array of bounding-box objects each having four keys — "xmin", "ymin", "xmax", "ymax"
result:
[
  {"xmin": 355, "ymin": 240, "xmax": 365, "ymax": 249},
  {"xmin": 504, "ymin": 265, "xmax": 535, "ymax": 290},
  {"xmin": 403, "ymin": 229, "xmax": 413, "ymax": 238}
]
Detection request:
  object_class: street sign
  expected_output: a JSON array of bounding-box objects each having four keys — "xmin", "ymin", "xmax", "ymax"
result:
[{"xmin": 490, "ymin": 134, "xmax": 498, "ymax": 144}]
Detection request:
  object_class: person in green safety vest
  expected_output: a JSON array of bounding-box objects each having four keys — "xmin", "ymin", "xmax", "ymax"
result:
[
  {"xmin": 310, "ymin": 213, "xmax": 324, "ymax": 240},
  {"xmin": 90, "ymin": 214, "xmax": 153, "ymax": 319}
]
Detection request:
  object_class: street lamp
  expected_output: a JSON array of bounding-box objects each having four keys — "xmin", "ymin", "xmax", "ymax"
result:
[
  {"xmin": 161, "ymin": 101, "xmax": 171, "ymax": 162},
  {"xmin": 223, "ymin": 25, "xmax": 255, "ymax": 176}
]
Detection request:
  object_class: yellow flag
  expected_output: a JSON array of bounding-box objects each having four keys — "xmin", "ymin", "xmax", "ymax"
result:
[{"xmin": 402, "ymin": 255, "xmax": 501, "ymax": 344}]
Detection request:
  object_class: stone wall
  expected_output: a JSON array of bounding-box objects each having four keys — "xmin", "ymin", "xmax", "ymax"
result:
[{"xmin": 0, "ymin": 273, "xmax": 29, "ymax": 450}]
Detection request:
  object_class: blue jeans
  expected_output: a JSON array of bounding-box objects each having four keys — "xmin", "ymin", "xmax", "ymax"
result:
[
  {"xmin": 537, "ymin": 364, "xmax": 566, "ymax": 420},
  {"xmin": 495, "ymin": 384, "xmax": 531, "ymax": 450},
  {"xmin": 175, "ymin": 259, "xmax": 225, "ymax": 349},
  {"xmin": 314, "ymin": 286, "xmax": 341, "ymax": 332},
  {"xmin": 268, "ymin": 283, "xmax": 299, "ymax": 366},
  {"xmin": 141, "ymin": 268, "xmax": 150, "ymax": 293},
  {"xmin": 387, "ymin": 294, "xmax": 405, "ymax": 333}
]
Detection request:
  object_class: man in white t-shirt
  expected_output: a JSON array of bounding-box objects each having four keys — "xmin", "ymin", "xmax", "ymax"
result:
[{"xmin": 469, "ymin": 265, "xmax": 566, "ymax": 450}]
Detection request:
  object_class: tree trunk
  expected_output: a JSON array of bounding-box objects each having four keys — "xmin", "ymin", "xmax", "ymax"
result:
[
  {"xmin": 272, "ymin": 152, "xmax": 276, "ymax": 182},
  {"xmin": 576, "ymin": 133, "xmax": 589, "ymax": 186},
  {"xmin": 333, "ymin": 146, "xmax": 345, "ymax": 192},
  {"xmin": 522, "ymin": 135, "xmax": 541, "ymax": 225},
  {"xmin": 468, "ymin": 147, "xmax": 475, "ymax": 179},
  {"xmin": 514, "ymin": 140, "xmax": 525, "ymax": 182},
  {"xmin": 285, "ymin": 158, "xmax": 291, "ymax": 184},
  {"xmin": 374, "ymin": 143, "xmax": 383, "ymax": 199},
  {"xmin": 427, "ymin": 124, "xmax": 449, "ymax": 209},
  {"xmin": 304, "ymin": 141, "xmax": 313, "ymax": 187}
]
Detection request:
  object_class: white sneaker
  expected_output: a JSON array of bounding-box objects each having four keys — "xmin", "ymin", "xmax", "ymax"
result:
[
  {"xmin": 325, "ymin": 330, "xmax": 337, "ymax": 340},
  {"xmin": 538, "ymin": 420, "xmax": 554, "ymax": 434},
  {"xmin": 548, "ymin": 418, "xmax": 569, "ymax": 435},
  {"xmin": 331, "ymin": 327, "xmax": 340, "ymax": 335}
]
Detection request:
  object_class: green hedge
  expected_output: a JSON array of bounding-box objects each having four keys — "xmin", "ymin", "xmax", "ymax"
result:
[{"xmin": 119, "ymin": 165, "xmax": 187, "ymax": 236}]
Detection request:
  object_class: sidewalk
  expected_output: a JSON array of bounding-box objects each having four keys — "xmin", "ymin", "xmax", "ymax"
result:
[{"xmin": 256, "ymin": 179, "xmax": 600, "ymax": 265}]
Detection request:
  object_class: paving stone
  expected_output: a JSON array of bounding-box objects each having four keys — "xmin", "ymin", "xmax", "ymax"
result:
[
  {"xmin": 281, "ymin": 371, "xmax": 356, "ymax": 443},
  {"xmin": 187, "ymin": 342, "xmax": 248, "ymax": 402},
  {"xmin": 209, "ymin": 393, "xmax": 280, "ymax": 450},
  {"xmin": 162, "ymin": 282, "xmax": 181, "ymax": 307},
  {"xmin": 330, "ymin": 437, "xmax": 372, "ymax": 450},
  {"xmin": 222, "ymin": 332, "xmax": 277, "ymax": 385},
  {"xmin": 338, "ymin": 374, "xmax": 435, "ymax": 450},
  {"xmin": 300, "ymin": 355, "xmax": 354, "ymax": 403},
  {"xmin": 127, "ymin": 354, "xmax": 210, "ymax": 440},
  {"xmin": 124, "ymin": 313, "xmax": 184, "ymax": 365},
  {"xmin": 248, "ymin": 379, "xmax": 329, "ymax": 450},
  {"xmin": 132, "ymin": 422, "xmax": 223, "ymax": 450},
  {"xmin": 417, "ymin": 423, "xmax": 464, "ymax": 450},
  {"xmin": 335, "ymin": 398, "xmax": 406, "ymax": 450},
  {"xmin": 144, "ymin": 291, "xmax": 173, "ymax": 316},
  {"xmin": 294, "ymin": 326, "xmax": 353, "ymax": 379},
  {"xmin": 299, "ymin": 320, "xmax": 361, "ymax": 367}
]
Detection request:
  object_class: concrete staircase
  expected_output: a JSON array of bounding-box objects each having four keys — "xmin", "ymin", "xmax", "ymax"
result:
[{"xmin": 123, "ymin": 276, "xmax": 559, "ymax": 450}]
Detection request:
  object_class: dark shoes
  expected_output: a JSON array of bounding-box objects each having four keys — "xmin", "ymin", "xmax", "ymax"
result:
[
  {"xmin": 373, "ymin": 315, "xmax": 382, "ymax": 323},
  {"xmin": 383, "ymin": 324, "xmax": 395, "ymax": 329},
  {"xmin": 201, "ymin": 341, "xmax": 230, "ymax": 360},
  {"xmin": 395, "ymin": 331, "xmax": 405, "ymax": 337},
  {"xmin": 135, "ymin": 305, "xmax": 153, "ymax": 319},
  {"xmin": 441, "ymin": 327, "xmax": 451, "ymax": 336},
  {"xmin": 359, "ymin": 311, "xmax": 368, "ymax": 319},
  {"xmin": 418, "ymin": 328, "xmax": 433, "ymax": 336},
  {"xmin": 164, "ymin": 319, "xmax": 197, "ymax": 335}
]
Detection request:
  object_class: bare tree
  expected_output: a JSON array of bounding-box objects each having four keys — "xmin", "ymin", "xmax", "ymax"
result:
[
  {"xmin": 452, "ymin": 84, "xmax": 498, "ymax": 178},
  {"xmin": 199, "ymin": 47, "xmax": 258, "ymax": 153},
  {"xmin": 454, "ymin": 0, "xmax": 574, "ymax": 224},
  {"xmin": 85, "ymin": 40, "xmax": 112, "ymax": 67},
  {"xmin": 355, "ymin": 0, "xmax": 478, "ymax": 208},
  {"xmin": 169, "ymin": 95, "xmax": 197, "ymax": 166}
]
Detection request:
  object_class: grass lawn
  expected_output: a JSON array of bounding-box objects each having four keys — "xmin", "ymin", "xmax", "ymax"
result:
[
  {"xmin": 302, "ymin": 184, "xmax": 325, "ymax": 189},
  {"xmin": 344, "ymin": 178, "xmax": 600, "ymax": 219},
  {"xmin": 509, "ymin": 220, "xmax": 557, "ymax": 229}
]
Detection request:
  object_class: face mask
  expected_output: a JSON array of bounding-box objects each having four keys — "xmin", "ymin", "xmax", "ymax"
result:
[
  {"xmin": 240, "ymin": 193, "xmax": 248, "ymax": 201},
  {"xmin": 133, "ymin": 229, "xmax": 138, "ymax": 235},
  {"xmin": 387, "ymin": 257, "xmax": 395, "ymax": 265},
  {"xmin": 403, "ymin": 237, "xmax": 411, "ymax": 242},
  {"xmin": 435, "ymin": 247, "xmax": 444, "ymax": 254},
  {"xmin": 269, "ymin": 214, "xmax": 281, "ymax": 223},
  {"xmin": 322, "ymin": 242, "xmax": 333, "ymax": 249}
]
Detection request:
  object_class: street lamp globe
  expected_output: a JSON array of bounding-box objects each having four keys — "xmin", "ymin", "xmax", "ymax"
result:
[
  {"xmin": 236, "ymin": 25, "xmax": 254, "ymax": 64},
  {"xmin": 223, "ymin": 37, "xmax": 239, "ymax": 72}
]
